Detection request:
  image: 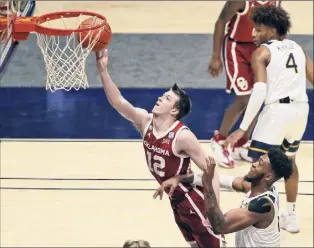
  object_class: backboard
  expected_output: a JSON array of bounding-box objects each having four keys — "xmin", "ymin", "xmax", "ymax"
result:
[{"xmin": 0, "ymin": 0, "xmax": 36, "ymax": 79}]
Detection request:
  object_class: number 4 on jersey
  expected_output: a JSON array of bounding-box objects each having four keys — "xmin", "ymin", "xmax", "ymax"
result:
[{"xmin": 286, "ymin": 53, "xmax": 298, "ymax": 73}]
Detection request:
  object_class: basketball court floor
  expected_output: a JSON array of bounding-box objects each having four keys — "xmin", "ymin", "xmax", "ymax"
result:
[
  {"xmin": 1, "ymin": 141, "xmax": 313, "ymax": 247},
  {"xmin": 1, "ymin": 1, "xmax": 313, "ymax": 247}
]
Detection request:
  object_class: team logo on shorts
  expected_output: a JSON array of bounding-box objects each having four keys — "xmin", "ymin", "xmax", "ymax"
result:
[
  {"xmin": 237, "ymin": 77, "xmax": 248, "ymax": 90},
  {"xmin": 168, "ymin": 132, "xmax": 175, "ymax": 139}
]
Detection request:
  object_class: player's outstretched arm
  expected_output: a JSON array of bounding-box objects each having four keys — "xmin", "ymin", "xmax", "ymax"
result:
[
  {"xmin": 219, "ymin": 174, "xmax": 251, "ymax": 193},
  {"xmin": 202, "ymin": 161, "xmax": 272, "ymax": 234},
  {"xmin": 206, "ymin": 197, "xmax": 273, "ymax": 235},
  {"xmin": 182, "ymin": 173, "xmax": 251, "ymax": 193},
  {"xmin": 96, "ymin": 50, "xmax": 151, "ymax": 132}
]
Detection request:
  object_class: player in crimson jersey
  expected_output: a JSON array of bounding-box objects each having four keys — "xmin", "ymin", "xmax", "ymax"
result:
[
  {"xmin": 208, "ymin": 1, "xmax": 280, "ymax": 168},
  {"xmin": 96, "ymin": 49, "xmax": 225, "ymax": 248}
]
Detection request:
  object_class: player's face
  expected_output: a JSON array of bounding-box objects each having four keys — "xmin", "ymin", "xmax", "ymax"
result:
[
  {"xmin": 253, "ymin": 24, "xmax": 276, "ymax": 46},
  {"xmin": 244, "ymin": 154, "xmax": 272, "ymax": 184},
  {"xmin": 152, "ymin": 90, "xmax": 180, "ymax": 117}
]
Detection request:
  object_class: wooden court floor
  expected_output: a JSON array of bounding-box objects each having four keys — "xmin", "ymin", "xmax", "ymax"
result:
[{"xmin": 0, "ymin": 140, "xmax": 313, "ymax": 247}]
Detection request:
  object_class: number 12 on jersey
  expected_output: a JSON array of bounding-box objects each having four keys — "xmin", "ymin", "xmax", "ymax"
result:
[
  {"xmin": 146, "ymin": 151, "xmax": 165, "ymax": 177},
  {"xmin": 286, "ymin": 53, "xmax": 298, "ymax": 73}
]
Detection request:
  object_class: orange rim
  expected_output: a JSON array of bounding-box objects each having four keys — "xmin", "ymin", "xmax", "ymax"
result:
[{"xmin": 35, "ymin": 11, "xmax": 108, "ymax": 36}]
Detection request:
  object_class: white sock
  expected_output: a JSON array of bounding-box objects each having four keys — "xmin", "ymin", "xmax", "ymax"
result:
[{"xmin": 286, "ymin": 202, "xmax": 296, "ymax": 213}]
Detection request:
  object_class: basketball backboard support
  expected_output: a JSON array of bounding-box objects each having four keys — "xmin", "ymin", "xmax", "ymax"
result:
[{"xmin": 0, "ymin": 0, "xmax": 36, "ymax": 80}]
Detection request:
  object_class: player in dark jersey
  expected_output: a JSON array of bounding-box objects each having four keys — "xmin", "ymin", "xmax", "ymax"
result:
[{"xmin": 96, "ymin": 49, "xmax": 224, "ymax": 248}]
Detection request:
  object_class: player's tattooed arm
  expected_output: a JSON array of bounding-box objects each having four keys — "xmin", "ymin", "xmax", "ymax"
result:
[
  {"xmin": 205, "ymin": 189, "xmax": 227, "ymax": 234},
  {"xmin": 202, "ymin": 156, "xmax": 266, "ymax": 234},
  {"xmin": 205, "ymin": 185, "xmax": 272, "ymax": 234}
]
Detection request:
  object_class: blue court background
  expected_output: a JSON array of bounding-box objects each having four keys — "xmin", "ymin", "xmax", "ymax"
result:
[{"xmin": 0, "ymin": 87, "xmax": 313, "ymax": 140}]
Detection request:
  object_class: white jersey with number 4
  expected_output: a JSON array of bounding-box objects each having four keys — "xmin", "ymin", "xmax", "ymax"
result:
[{"xmin": 261, "ymin": 39, "xmax": 308, "ymax": 105}]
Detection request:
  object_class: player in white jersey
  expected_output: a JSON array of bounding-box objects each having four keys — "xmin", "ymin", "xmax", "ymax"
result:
[
  {"xmin": 154, "ymin": 147, "xmax": 292, "ymax": 247},
  {"xmin": 225, "ymin": 5, "xmax": 313, "ymax": 233}
]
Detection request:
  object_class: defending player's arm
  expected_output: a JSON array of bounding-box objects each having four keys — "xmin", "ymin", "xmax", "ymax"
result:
[
  {"xmin": 209, "ymin": 1, "xmax": 245, "ymax": 77},
  {"xmin": 187, "ymin": 173, "xmax": 251, "ymax": 193},
  {"xmin": 154, "ymin": 172, "xmax": 251, "ymax": 199},
  {"xmin": 239, "ymin": 47, "xmax": 270, "ymax": 131},
  {"xmin": 206, "ymin": 190, "xmax": 273, "ymax": 234},
  {"xmin": 96, "ymin": 50, "xmax": 151, "ymax": 132},
  {"xmin": 202, "ymin": 163, "xmax": 272, "ymax": 234}
]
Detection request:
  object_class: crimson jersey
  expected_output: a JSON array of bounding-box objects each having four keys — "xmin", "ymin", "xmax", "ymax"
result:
[
  {"xmin": 143, "ymin": 118, "xmax": 194, "ymax": 200},
  {"xmin": 226, "ymin": 1, "xmax": 278, "ymax": 42}
]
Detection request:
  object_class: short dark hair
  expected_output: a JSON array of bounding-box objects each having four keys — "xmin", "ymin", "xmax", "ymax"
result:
[
  {"xmin": 268, "ymin": 147, "xmax": 293, "ymax": 181},
  {"xmin": 250, "ymin": 5, "xmax": 292, "ymax": 36},
  {"xmin": 171, "ymin": 83, "xmax": 192, "ymax": 120}
]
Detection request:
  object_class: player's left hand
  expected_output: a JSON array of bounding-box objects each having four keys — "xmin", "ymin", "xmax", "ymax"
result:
[
  {"xmin": 153, "ymin": 176, "xmax": 179, "ymax": 200},
  {"xmin": 202, "ymin": 156, "xmax": 217, "ymax": 191},
  {"xmin": 224, "ymin": 128, "xmax": 246, "ymax": 149}
]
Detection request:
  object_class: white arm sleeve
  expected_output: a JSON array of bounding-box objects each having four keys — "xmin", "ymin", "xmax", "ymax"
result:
[
  {"xmin": 192, "ymin": 173, "xmax": 203, "ymax": 186},
  {"xmin": 219, "ymin": 174, "xmax": 236, "ymax": 191},
  {"xmin": 192, "ymin": 173, "xmax": 237, "ymax": 192},
  {"xmin": 240, "ymin": 82, "xmax": 267, "ymax": 131}
]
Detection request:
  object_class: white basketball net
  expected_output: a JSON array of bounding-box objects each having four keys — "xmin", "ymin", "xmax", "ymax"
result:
[{"xmin": 35, "ymin": 14, "xmax": 106, "ymax": 92}]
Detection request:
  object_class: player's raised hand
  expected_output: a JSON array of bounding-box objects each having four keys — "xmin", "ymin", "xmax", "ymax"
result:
[
  {"xmin": 96, "ymin": 49, "xmax": 109, "ymax": 72},
  {"xmin": 202, "ymin": 156, "xmax": 217, "ymax": 191},
  {"xmin": 208, "ymin": 56, "xmax": 223, "ymax": 78},
  {"xmin": 153, "ymin": 176, "xmax": 179, "ymax": 200},
  {"xmin": 224, "ymin": 128, "xmax": 245, "ymax": 149}
]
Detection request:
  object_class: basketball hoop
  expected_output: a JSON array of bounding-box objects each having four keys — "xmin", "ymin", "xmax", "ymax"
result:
[{"xmin": 0, "ymin": 10, "xmax": 111, "ymax": 92}]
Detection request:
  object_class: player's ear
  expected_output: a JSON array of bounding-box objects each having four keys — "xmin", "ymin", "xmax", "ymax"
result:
[
  {"xmin": 171, "ymin": 107, "xmax": 179, "ymax": 118},
  {"xmin": 264, "ymin": 172, "xmax": 273, "ymax": 182}
]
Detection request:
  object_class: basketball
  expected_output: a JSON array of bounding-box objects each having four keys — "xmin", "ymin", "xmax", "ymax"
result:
[{"xmin": 77, "ymin": 17, "xmax": 112, "ymax": 52}]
